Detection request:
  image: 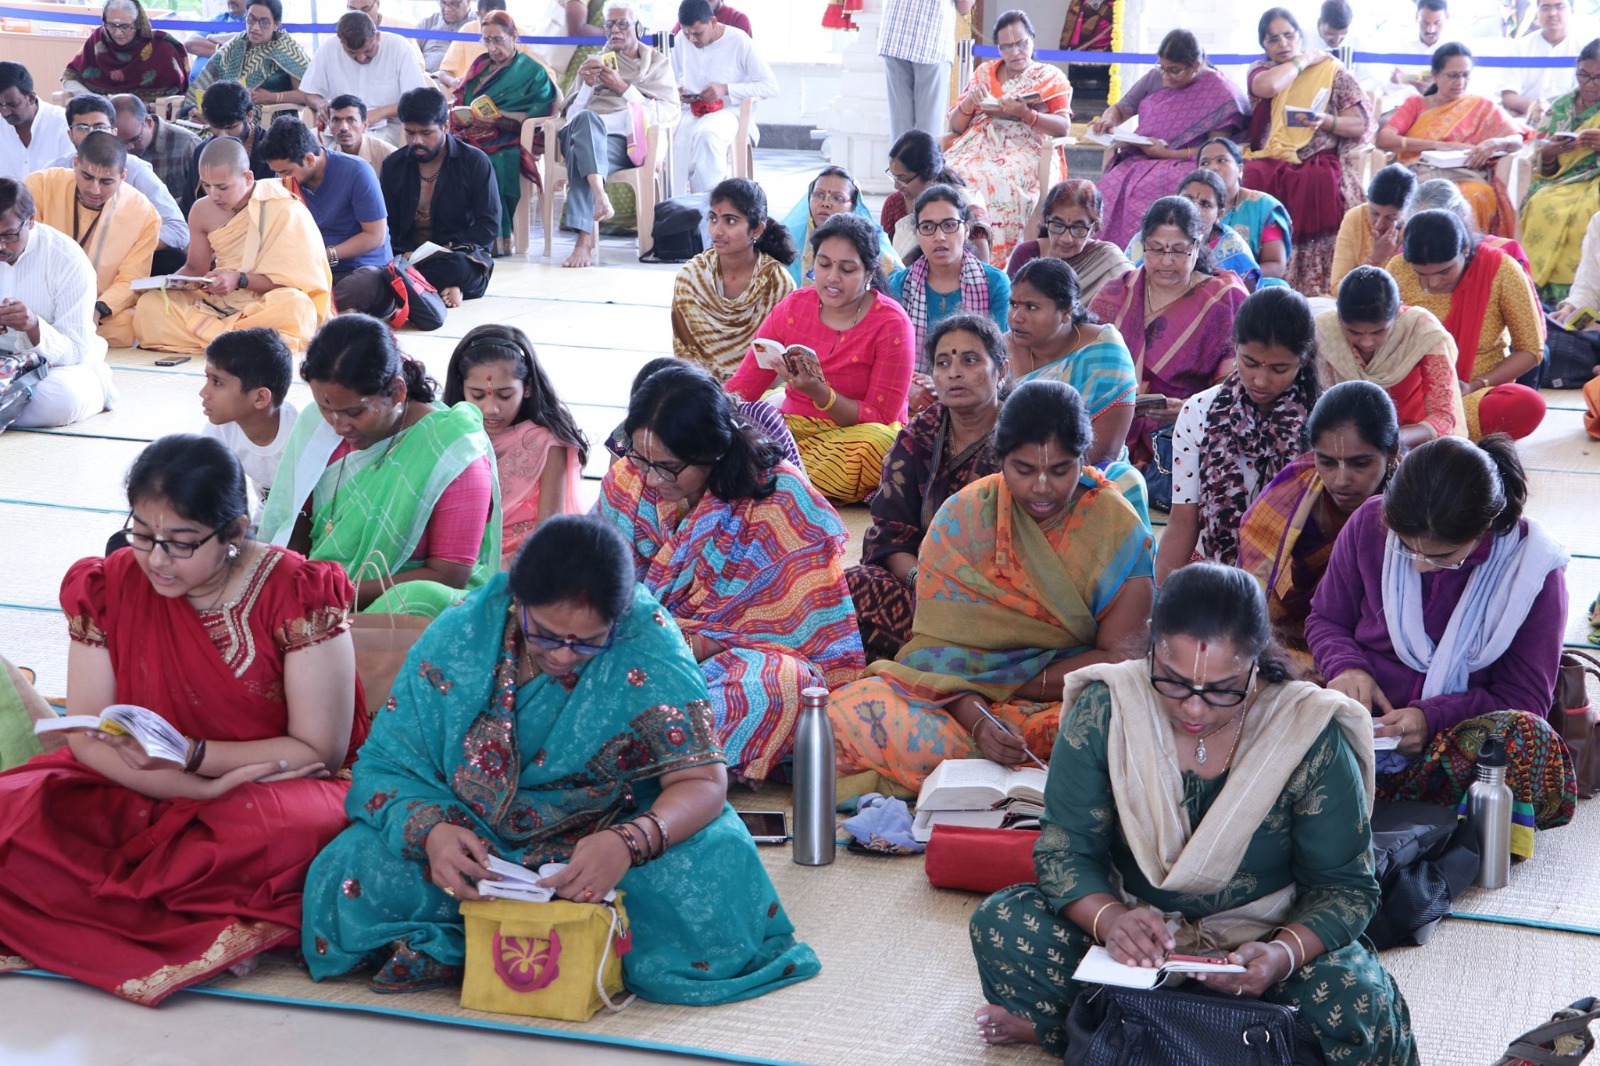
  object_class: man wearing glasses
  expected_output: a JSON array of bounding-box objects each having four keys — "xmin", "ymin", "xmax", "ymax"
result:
[
  {"xmin": 416, "ymin": 0, "xmax": 475, "ymax": 75},
  {"xmin": 1502, "ymin": 0, "xmax": 1583, "ymax": 116},
  {"xmin": 555, "ymin": 2, "xmax": 679, "ymax": 268},
  {"xmin": 299, "ymin": 13, "xmax": 430, "ymax": 145},
  {"xmin": 670, "ymin": 0, "xmax": 777, "ymax": 193},
  {"xmin": 111, "ymin": 93, "xmax": 201, "ymax": 208},
  {"xmin": 0, "ymin": 178, "xmax": 113, "ymax": 428},
  {"xmin": 0, "ymin": 64, "xmax": 74, "ymax": 183},
  {"xmin": 185, "ymin": 0, "xmax": 248, "ymax": 79}
]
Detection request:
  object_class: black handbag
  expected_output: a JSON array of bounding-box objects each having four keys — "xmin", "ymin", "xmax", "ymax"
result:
[
  {"xmin": 1064, "ymin": 984, "xmax": 1325, "ymax": 1065},
  {"xmin": 1365, "ymin": 799, "xmax": 1480, "ymax": 950}
]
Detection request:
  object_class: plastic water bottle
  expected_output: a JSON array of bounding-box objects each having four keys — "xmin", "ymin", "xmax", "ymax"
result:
[
  {"xmin": 1468, "ymin": 733, "xmax": 1513, "ymax": 889},
  {"xmin": 792, "ymin": 686, "xmax": 836, "ymax": 866}
]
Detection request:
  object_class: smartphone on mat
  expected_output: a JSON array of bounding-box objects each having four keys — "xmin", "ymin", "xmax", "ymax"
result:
[
  {"xmin": 154, "ymin": 356, "xmax": 191, "ymax": 367},
  {"xmin": 737, "ymin": 810, "xmax": 789, "ymax": 845}
]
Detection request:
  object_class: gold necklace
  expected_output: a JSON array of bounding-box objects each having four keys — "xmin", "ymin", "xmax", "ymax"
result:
[
  {"xmin": 323, "ymin": 418, "xmax": 407, "ymax": 537},
  {"xmin": 1195, "ymin": 702, "xmax": 1249, "ymax": 766}
]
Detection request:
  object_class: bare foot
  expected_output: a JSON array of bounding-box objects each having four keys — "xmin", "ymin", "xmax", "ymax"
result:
[
  {"xmin": 594, "ymin": 188, "xmax": 615, "ymax": 224},
  {"xmin": 441, "ymin": 286, "xmax": 463, "ymax": 307},
  {"xmin": 563, "ymin": 232, "xmax": 598, "ymax": 269},
  {"xmin": 974, "ymin": 1005, "xmax": 1038, "ymax": 1046}
]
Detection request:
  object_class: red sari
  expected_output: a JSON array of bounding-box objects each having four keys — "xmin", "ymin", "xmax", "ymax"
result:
[{"xmin": 0, "ymin": 548, "xmax": 365, "ymax": 1005}]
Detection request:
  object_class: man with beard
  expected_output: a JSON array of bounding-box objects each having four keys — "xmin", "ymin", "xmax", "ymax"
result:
[
  {"xmin": 0, "ymin": 64, "xmax": 74, "ymax": 182},
  {"xmin": 134, "ymin": 138, "xmax": 330, "ymax": 353},
  {"xmin": 26, "ymin": 131, "xmax": 159, "ymax": 347},
  {"xmin": 180, "ymin": 81, "xmax": 277, "ymax": 213},
  {"xmin": 327, "ymin": 94, "xmax": 396, "ymax": 171},
  {"xmin": 379, "ymin": 86, "xmax": 498, "ymax": 306},
  {"xmin": 0, "ymin": 178, "xmax": 112, "ymax": 427}
]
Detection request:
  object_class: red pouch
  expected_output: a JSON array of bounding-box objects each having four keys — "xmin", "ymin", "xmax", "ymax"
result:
[{"xmin": 925, "ymin": 825, "xmax": 1041, "ymax": 894}]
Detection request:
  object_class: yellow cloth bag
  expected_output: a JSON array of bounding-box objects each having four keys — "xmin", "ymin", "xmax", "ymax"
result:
[{"xmin": 460, "ymin": 894, "xmax": 635, "ymax": 1021}]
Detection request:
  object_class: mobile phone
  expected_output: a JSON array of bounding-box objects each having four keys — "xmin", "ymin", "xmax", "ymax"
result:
[
  {"xmin": 736, "ymin": 809, "xmax": 789, "ymax": 845},
  {"xmin": 154, "ymin": 356, "xmax": 191, "ymax": 367},
  {"xmin": 1134, "ymin": 392, "xmax": 1168, "ymax": 410}
]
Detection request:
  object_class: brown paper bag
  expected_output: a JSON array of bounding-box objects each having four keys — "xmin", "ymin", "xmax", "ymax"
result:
[{"xmin": 351, "ymin": 614, "xmax": 433, "ymax": 721}]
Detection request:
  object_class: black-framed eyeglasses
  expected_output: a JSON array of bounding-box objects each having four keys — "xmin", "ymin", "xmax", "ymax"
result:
[
  {"xmin": 520, "ymin": 605, "xmax": 616, "ymax": 657},
  {"xmin": 625, "ymin": 448, "xmax": 687, "ymax": 483},
  {"xmin": 1044, "ymin": 218, "xmax": 1093, "ymax": 237},
  {"xmin": 1577, "ymin": 71, "xmax": 1600, "ymax": 85},
  {"xmin": 121, "ymin": 517, "xmax": 226, "ymax": 559},
  {"xmin": 916, "ymin": 218, "xmax": 965, "ymax": 236},
  {"xmin": 245, "ymin": 15, "xmax": 275, "ymax": 26},
  {"xmin": 1148, "ymin": 654, "xmax": 1258, "ymax": 707}
]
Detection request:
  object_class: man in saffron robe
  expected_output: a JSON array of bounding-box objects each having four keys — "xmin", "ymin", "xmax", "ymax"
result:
[
  {"xmin": 134, "ymin": 138, "xmax": 331, "ymax": 353},
  {"xmin": 26, "ymin": 131, "xmax": 159, "ymax": 348}
]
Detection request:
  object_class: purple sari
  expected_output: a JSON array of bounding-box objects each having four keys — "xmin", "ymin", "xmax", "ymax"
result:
[{"xmin": 1098, "ymin": 69, "xmax": 1251, "ymax": 246}]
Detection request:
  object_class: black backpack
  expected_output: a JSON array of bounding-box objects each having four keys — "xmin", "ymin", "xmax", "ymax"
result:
[
  {"xmin": 1365, "ymin": 799, "xmax": 1481, "ymax": 950},
  {"xmin": 641, "ymin": 195, "xmax": 707, "ymax": 263}
]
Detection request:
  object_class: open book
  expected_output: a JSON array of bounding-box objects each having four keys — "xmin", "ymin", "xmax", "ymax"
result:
[
  {"xmin": 130, "ymin": 274, "xmax": 213, "ymax": 292},
  {"xmin": 403, "ymin": 241, "xmax": 449, "ymax": 267},
  {"xmin": 34, "ymin": 704, "xmax": 189, "ymax": 763},
  {"xmin": 1084, "ymin": 130, "xmax": 1155, "ymax": 148},
  {"xmin": 1419, "ymin": 149, "xmax": 1471, "ymax": 168},
  {"xmin": 1284, "ymin": 87, "xmax": 1330, "ymax": 129},
  {"xmin": 1072, "ymin": 945, "xmax": 1246, "ymax": 990},
  {"xmin": 477, "ymin": 856, "xmax": 618, "ymax": 903},
  {"xmin": 911, "ymin": 759, "xmax": 1048, "ymax": 842}
]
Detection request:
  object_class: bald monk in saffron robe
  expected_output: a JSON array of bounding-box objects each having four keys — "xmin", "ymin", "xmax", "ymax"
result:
[
  {"xmin": 25, "ymin": 131, "xmax": 158, "ymax": 348},
  {"xmin": 133, "ymin": 138, "xmax": 331, "ymax": 354}
]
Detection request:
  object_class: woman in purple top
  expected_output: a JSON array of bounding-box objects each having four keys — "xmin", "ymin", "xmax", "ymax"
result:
[{"xmin": 1306, "ymin": 434, "xmax": 1576, "ymax": 858}]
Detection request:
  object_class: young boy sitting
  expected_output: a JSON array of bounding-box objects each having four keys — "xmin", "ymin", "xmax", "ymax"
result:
[{"xmin": 198, "ymin": 327, "xmax": 297, "ymax": 510}]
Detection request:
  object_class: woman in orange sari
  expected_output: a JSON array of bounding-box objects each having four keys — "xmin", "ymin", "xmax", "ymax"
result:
[
  {"xmin": 944, "ymin": 10, "xmax": 1073, "ymax": 268},
  {"xmin": 1376, "ymin": 43, "xmax": 1527, "ymax": 239}
]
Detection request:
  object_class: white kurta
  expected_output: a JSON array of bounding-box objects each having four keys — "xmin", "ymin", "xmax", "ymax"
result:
[
  {"xmin": 669, "ymin": 26, "xmax": 777, "ymax": 193},
  {"xmin": 299, "ymin": 33, "xmax": 431, "ymax": 145},
  {"xmin": 0, "ymin": 104, "xmax": 74, "ymax": 182},
  {"xmin": 0, "ymin": 222, "xmax": 114, "ymax": 427}
]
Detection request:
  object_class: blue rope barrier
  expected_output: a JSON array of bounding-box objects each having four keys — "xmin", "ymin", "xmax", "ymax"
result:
[{"xmin": 971, "ymin": 43, "xmax": 1578, "ymax": 67}]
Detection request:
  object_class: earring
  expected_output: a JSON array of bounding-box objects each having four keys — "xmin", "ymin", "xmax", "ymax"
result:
[{"xmin": 227, "ymin": 544, "xmax": 240, "ymax": 560}]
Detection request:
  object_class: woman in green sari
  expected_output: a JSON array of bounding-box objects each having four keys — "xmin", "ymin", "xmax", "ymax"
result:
[
  {"xmin": 970, "ymin": 563, "xmax": 1418, "ymax": 1064},
  {"xmin": 449, "ymin": 11, "xmax": 558, "ymax": 255},
  {"xmin": 1521, "ymin": 42, "xmax": 1600, "ymax": 304},
  {"xmin": 302, "ymin": 515, "xmax": 820, "ymax": 999},
  {"xmin": 185, "ymin": 0, "xmax": 311, "ymax": 116},
  {"xmin": 260, "ymin": 314, "xmax": 499, "ymax": 618}
]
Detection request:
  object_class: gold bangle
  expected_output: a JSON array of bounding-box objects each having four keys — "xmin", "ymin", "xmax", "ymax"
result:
[
  {"xmin": 817, "ymin": 386, "xmax": 838, "ymax": 412},
  {"xmin": 1279, "ymin": 926, "xmax": 1308, "ymax": 966},
  {"xmin": 1091, "ymin": 901, "xmax": 1120, "ymax": 944}
]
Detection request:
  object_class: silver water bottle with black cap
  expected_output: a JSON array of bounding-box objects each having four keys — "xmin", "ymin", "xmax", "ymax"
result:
[
  {"xmin": 792, "ymin": 686, "xmax": 836, "ymax": 866},
  {"xmin": 1468, "ymin": 733, "xmax": 1513, "ymax": 889}
]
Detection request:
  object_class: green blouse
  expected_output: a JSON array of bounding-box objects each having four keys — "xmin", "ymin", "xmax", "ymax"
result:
[{"xmin": 1036, "ymin": 680, "xmax": 1379, "ymax": 953}]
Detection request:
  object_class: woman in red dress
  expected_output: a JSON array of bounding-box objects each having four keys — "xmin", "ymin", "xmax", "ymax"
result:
[{"xmin": 0, "ymin": 435, "xmax": 365, "ymax": 1005}]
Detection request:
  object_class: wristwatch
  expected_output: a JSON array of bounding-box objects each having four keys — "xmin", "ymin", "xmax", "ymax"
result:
[
  {"xmin": 93, "ymin": 301, "xmax": 111, "ymax": 319},
  {"xmin": 237, "ymin": 272, "xmax": 250, "ymax": 290}
]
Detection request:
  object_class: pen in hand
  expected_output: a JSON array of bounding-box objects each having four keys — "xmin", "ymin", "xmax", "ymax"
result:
[{"xmin": 971, "ymin": 701, "xmax": 1048, "ymax": 770}]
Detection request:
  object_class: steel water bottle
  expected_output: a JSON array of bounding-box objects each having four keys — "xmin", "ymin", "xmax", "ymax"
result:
[
  {"xmin": 792, "ymin": 686, "xmax": 836, "ymax": 866},
  {"xmin": 1468, "ymin": 733, "xmax": 1513, "ymax": 889}
]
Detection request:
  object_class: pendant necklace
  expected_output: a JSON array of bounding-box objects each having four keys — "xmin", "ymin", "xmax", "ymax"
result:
[{"xmin": 1196, "ymin": 704, "xmax": 1249, "ymax": 766}]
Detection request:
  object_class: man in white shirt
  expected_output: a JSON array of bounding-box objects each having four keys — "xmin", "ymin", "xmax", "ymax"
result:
[
  {"xmin": 670, "ymin": 0, "xmax": 777, "ymax": 193},
  {"xmin": 415, "ymin": 0, "xmax": 474, "ymax": 73},
  {"xmin": 348, "ymin": 0, "xmax": 414, "ymax": 30},
  {"xmin": 556, "ymin": 2, "xmax": 678, "ymax": 268},
  {"xmin": 49, "ymin": 94, "xmax": 189, "ymax": 274},
  {"xmin": 0, "ymin": 179, "xmax": 114, "ymax": 428},
  {"xmin": 0, "ymin": 64, "xmax": 74, "ymax": 183},
  {"xmin": 1503, "ymin": 0, "xmax": 1585, "ymax": 115},
  {"xmin": 299, "ymin": 13, "xmax": 430, "ymax": 146},
  {"xmin": 879, "ymin": 0, "xmax": 975, "ymax": 141}
]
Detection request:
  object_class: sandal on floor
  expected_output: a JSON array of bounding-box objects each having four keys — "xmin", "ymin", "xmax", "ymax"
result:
[{"xmin": 370, "ymin": 942, "xmax": 462, "ymax": 994}]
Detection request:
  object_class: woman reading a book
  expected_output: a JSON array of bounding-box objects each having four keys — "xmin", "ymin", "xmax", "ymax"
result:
[
  {"xmin": 1307, "ymin": 435, "xmax": 1575, "ymax": 859},
  {"xmin": 1375, "ymin": 43, "xmax": 1525, "ymax": 240},
  {"xmin": 0, "ymin": 435, "xmax": 365, "ymax": 1005},
  {"xmin": 302, "ymin": 514, "xmax": 820, "ymax": 998},
  {"xmin": 1388, "ymin": 209, "xmax": 1547, "ymax": 440},
  {"xmin": 258, "ymin": 313, "xmax": 500, "ymax": 617},
  {"xmin": 448, "ymin": 11, "xmax": 558, "ymax": 257},
  {"xmin": 969, "ymin": 562, "xmax": 1419, "ymax": 1064},
  {"xmin": 828, "ymin": 379, "xmax": 1153, "ymax": 795},
  {"xmin": 1521, "ymin": 41, "xmax": 1600, "ymax": 305}
]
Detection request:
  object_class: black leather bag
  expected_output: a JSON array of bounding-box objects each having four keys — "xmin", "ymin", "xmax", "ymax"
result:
[
  {"xmin": 1365, "ymin": 799, "xmax": 1480, "ymax": 950},
  {"xmin": 1064, "ymin": 984, "xmax": 1325, "ymax": 1065}
]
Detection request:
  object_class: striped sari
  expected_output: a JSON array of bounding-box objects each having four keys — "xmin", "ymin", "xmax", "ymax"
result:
[
  {"xmin": 597, "ymin": 459, "xmax": 864, "ymax": 782},
  {"xmin": 1387, "ymin": 93, "xmax": 1524, "ymax": 237},
  {"xmin": 828, "ymin": 470, "xmax": 1152, "ymax": 794},
  {"xmin": 671, "ymin": 251, "xmax": 796, "ymax": 380}
]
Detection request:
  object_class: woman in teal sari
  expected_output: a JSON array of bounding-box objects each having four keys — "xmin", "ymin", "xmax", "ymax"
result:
[
  {"xmin": 302, "ymin": 514, "xmax": 820, "ymax": 999},
  {"xmin": 778, "ymin": 165, "xmax": 903, "ymax": 287},
  {"xmin": 1006, "ymin": 256, "xmax": 1148, "ymax": 524},
  {"xmin": 970, "ymin": 563, "xmax": 1417, "ymax": 1064},
  {"xmin": 260, "ymin": 314, "xmax": 499, "ymax": 618},
  {"xmin": 449, "ymin": 11, "xmax": 557, "ymax": 255}
]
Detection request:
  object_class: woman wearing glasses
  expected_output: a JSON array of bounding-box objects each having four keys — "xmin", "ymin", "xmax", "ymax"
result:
[
  {"xmin": 887, "ymin": 184, "xmax": 1011, "ymax": 413},
  {"xmin": 1123, "ymin": 169, "xmax": 1262, "ymax": 290},
  {"xmin": 185, "ymin": 0, "xmax": 311, "ymax": 117},
  {"xmin": 62, "ymin": 0, "xmax": 189, "ymax": 107},
  {"xmin": 1307, "ymin": 435, "xmax": 1574, "ymax": 860},
  {"xmin": 777, "ymin": 165, "xmax": 901, "ymax": 288},
  {"xmin": 0, "ymin": 434, "xmax": 363, "ymax": 1004},
  {"xmin": 1091, "ymin": 30, "xmax": 1251, "ymax": 248},
  {"xmin": 1087, "ymin": 196, "xmax": 1248, "ymax": 484},
  {"xmin": 1375, "ymin": 44, "xmax": 1525, "ymax": 240},
  {"xmin": 259, "ymin": 314, "xmax": 499, "ymax": 618},
  {"xmin": 943, "ymin": 9, "xmax": 1073, "ymax": 268},
  {"xmin": 671, "ymin": 178, "xmax": 797, "ymax": 380},
  {"xmin": 1154, "ymin": 286, "xmax": 1321, "ymax": 586},
  {"xmin": 881, "ymin": 129, "xmax": 993, "ymax": 265},
  {"xmin": 448, "ymin": 11, "xmax": 558, "ymax": 257},
  {"xmin": 970, "ymin": 563, "xmax": 1418, "ymax": 1064},
  {"xmin": 830, "ymin": 380, "xmax": 1153, "ymax": 794},
  {"xmin": 1520, "ymin": 41, "xmax": 1600, "ymax": 304},
  {"xmin": 1241, "ymin": 7, "xmax": 1374, "ymax": 296},
  {"xmin": 303, "ymin": 514, "xmax": 820, "ymax": 997},
  {"xmin": 598, "ymin": 364, "xmax": 861, "ymax": 783},
  {"xmin": 1003, "ymin": 180, "xmax": 1130, "ymax": 304}
]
